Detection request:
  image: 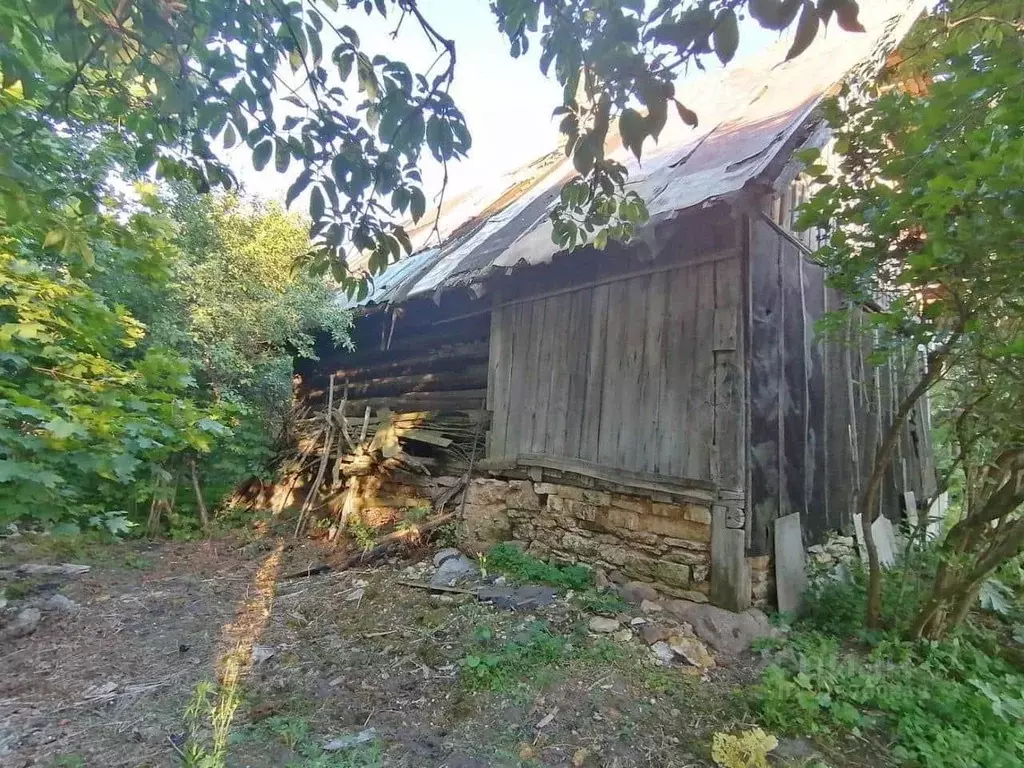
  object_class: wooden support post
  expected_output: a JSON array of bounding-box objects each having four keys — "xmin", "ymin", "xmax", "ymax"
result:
[{"xmin": 711, "ymin": 504, "xmax": 751, "ymax": 612}]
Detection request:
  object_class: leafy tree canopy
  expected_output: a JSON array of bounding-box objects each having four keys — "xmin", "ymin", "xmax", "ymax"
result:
[{"xmin": 2, "ymin": 0, "xmax": 866, "ymax": 293}]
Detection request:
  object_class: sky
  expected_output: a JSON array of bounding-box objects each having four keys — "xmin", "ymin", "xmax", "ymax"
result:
[{"xmin": 229, "ymin": 1, "xmax": 786, "ymax": 207}]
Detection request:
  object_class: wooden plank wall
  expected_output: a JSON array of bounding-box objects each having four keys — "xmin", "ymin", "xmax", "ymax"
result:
[
  {"xmin": 746, "ymin": 213, "xmax": 933, "ymax": 555},
  {"xmin": 488, "ymin": 252, "xmax": 745, "ymax": 486}
]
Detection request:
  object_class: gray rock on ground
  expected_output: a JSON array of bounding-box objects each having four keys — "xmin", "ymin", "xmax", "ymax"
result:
[
  {"xmin": 430, "ymin": 550, "xmax": 478, "ymax": 587},
  {"xmin": 477, "ymin": 585, "xmax": 556, "ymax": 611},
  {"xmin": 0, "ymin": 607, "xmax": 41, "ymax": 641},
  {"xmin": 663, "ymin": 600, "xmax": 777, "ymax": 655},
  {"xmin": 588, "ymin": 616, "xmax": 620, "ymax": 634},
  {"xmin": 618, "ymin": 581, "xmax": 660, "ymax": 605}
]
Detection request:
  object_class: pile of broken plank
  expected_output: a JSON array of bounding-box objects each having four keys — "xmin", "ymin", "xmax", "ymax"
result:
[{"xmin": 282, "ymin": 373, "xmax": 488, "ymax": 542}]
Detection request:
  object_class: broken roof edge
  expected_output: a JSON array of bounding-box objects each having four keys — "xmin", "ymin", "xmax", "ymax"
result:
[{"xmin": 335, "ymin": 0, "xmax": 926, "ymax": 314}]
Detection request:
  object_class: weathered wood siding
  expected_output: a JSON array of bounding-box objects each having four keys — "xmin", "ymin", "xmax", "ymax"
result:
[
  {"xmin": 746, "ymin": 213, "xmax": 933, "ymax": 554},
  {"xmin": 488, "ymin": 250, "xmax": 745, "ymax": 487},
  {"xmin": 296, "ymin": 293, "xmax": 490, "ymax": 413}
]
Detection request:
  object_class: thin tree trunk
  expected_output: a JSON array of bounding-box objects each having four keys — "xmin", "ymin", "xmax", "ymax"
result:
[
  {"xmin": 189, "ymin": 458, "xmax": 210, "ymax": 532},
  {"xmin": 860, "ymin": 333, "xmax": 958, "ymax": 628}
]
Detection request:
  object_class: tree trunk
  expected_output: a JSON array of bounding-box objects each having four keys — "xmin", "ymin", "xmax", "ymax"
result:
[
  {"xmin": 189, "ymin": 458, "xmax": 210, "ymax": 532},
  {"xmin": 859, "ymin": 334, "xmax": 957, "ymax": 628}
]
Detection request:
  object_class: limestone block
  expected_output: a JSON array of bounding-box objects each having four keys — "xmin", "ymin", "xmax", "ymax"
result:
[
  {"xmin": 467, "ymin": 478, "xmax": 509, "ymax": 506},
  {"xmin": 566, "ymin": 499, "xmax": 600, "ymax": 523},
  {"xmin": 655, "ymin": 561, "xmax": 691, "ymax": 588},
  {"xmin": 663, "ymin": 548, "xmax": 707, "ymax": 566},
  {"xmin": 561, "ymin": 532, "xmax": 597, "ymax": 557},
  {"xmin": 506, "ymin": 479, "xmax": 541, "ymax": 511},
  {"xmin": 665, "ymin": 537, "xmax": 711, "ymax": 552},
  {"xmin": 597, "ymin": 544, "xmax": 629, "ymax": 567},
  {"xmin": 609, "ymin": 495, "xmax": 650, "ymax": 516},
  {"xmin": 459, "ymin": 502, "xmax": 512, "ymax": 554},
  {"xmin": 583, "ymin": 489, "xmax": 612, "ymax": 506},
  {"xmin": 535, "ymin": 483, "xmax": 585, "ymax": 500}
]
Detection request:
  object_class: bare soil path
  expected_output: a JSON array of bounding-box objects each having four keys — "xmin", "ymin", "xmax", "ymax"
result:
[{"xmin": 1, "ymin": 536, "xmax": 767, "ymax": 768}]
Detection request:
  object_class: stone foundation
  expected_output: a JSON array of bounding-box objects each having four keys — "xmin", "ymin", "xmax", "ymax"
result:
[{"xmin": 458, "ymin": 477, "xmax": 713, "ymax": 601}]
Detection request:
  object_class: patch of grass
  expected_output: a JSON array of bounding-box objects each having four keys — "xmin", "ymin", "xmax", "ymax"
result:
[
  {"xmin": 575, "ymin": 588, "xmax": 627, "ymax": 615},
  {"xmin": 459, "ymin": 620, "xmax": 624, "ymax": 693},
  {"xmin": 347, "ymin": 518, "xmax": 376, "ymax": 552},
  {"xmin": 749, "ymin": 576, "xmax": 1024, "ymax": 768},
  {"xmin": 2, "ymin": 579, "xmax": 32, "ymax": 600},
  {"xmin": 485, "ymin": 543, "xmax": 592, "ymax": 590},
  {"xmin": 50, "ymin": 756, "xmax": 86, "ymax": 768}
]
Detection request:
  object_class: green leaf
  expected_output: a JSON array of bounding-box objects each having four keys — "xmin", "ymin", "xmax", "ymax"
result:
[
  {"xmin": 619, "ymin": 108, "xmax": 646, "ymax": 160},
  {"xmin": 786, "ymin": 2, "xmax": 819, "ymax": 61},
  {"xmin": 410, "ymin": 188, "xmax": 426, "ymax": 223},
  {"xmin": 310, "ymin": 185, "xmax": 325, "ymax": 222},
  {"xmin": 674, "ymin": 100, "xmax": 698, "ymax": 128},
  {"xmin": 252, "ymin": 140, "xmax": 273, "ymax": 171},
  {"xmin": 713, "ymin": 9, "xmax": 739, "ymax": 65},
  {"xmin": 835, "ymin": 0, "xmax": 865, "ymax": 33}
]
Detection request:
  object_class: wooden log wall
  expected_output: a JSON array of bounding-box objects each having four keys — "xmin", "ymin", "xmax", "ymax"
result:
[
  {"xmin": 746, "ymin": 212, "xmax": 934, "ymax": 555},
  {"xmin": 295, "ymin": 292, "xmax": 491, "ymax": 415},
  {"xmin": 487, "ymin": 245, "xmax": 746, "ymax": 489}
]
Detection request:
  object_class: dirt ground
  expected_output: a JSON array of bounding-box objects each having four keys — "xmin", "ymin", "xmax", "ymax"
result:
[{"xmin": 1, "ymin": 535, "xmax": 787, "ymax": 768}]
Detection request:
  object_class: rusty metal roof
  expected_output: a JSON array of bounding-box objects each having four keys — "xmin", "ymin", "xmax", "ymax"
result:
[{"xmin": 343, "ymin": 0, "xmax": 923, "ymax": 309}]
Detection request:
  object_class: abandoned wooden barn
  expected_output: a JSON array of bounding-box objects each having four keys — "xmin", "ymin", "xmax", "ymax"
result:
[{"xmin": 294, "ymin": 1, "xmax": 933, "ymax": 611}]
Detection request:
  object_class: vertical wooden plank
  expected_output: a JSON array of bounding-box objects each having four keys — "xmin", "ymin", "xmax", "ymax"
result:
[
  {"xmin": 668, "ymin": 266, "xmax": 699, "ymax": 477},
  {"xmin": 487, "ymin": 305, "xmax": 514, "ymax": 458},
  {"xmin": 801, "ymin": 258, "xmax": 828, "ymax": 543},
  {"xmin": 580, "ymin": 283, "xmax": 610, "ymax": 462},
  {"xmin": 658, "ymin": 267, "xmax": 689, "ymax": 476},
  {"xmin": 711, "ymin": 505, "xmax": 751, "ymax": 612},
  {"xmin": 638, "ymin": 272, "xmax": 669, "ymax": 474},
  {"xmin": 713, "ymin": 256, "xmax": 744, "ymax": 491},
  {"xmin": 597, "ymin": 280, "xmax": 629, "ymax": 466},
  {"xmin": 616, "ymin": 275, "xmax": 649, "ymax": 471},
  {"xmin": 684, "ymin": 262, "xmax": 716, "ymax": 480},
  {"xmin": 544, "ymin": 295, "xmax": 573, "ymax": 456},
  {"xmin": 748, "ymin": 218, "xmax": 783, "ymax": 555},
  {"xmin": 823, "ymin": 287, "xmax": 852, "ymax": 533},
  {"xmin": 524, "ymin": 298, "xmax": 553, "ymax": 454},
  {"xmin": 562, "ymin": 288, "xmax": 592, "ymax": 458},
  {"xmin": 505, "ymin": 301, "xmax": 534, "ymax": 457},
  {"xmin": 780, "ymin": 240, "xmax": 807, "ymax": 524}
]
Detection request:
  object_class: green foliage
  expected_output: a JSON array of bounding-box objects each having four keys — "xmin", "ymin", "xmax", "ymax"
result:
[
  {"xmin": 751, "ymin": 575, "xmax": 1024, "ymax": 768},
  {"xmin": 2, "ymin": 0, "xmax": 856, "ymax": 282},
  {"xmin": 0, "ymin": 252, "xmax": 236, "ymax": 530},
  {"xmin": 486, "ymin": 543, "xmax": 592, "ymax": 590},
  {"xmin": 575, "ymin": 588, "xmax": 628, "ymax": 616},
  {"xmin": 459, "ymin": 621, "xmax": 571, "ymax": 692},
  {"xmin": 797, "ymin": 0, "xmax": 1024, "ymax": 636}
]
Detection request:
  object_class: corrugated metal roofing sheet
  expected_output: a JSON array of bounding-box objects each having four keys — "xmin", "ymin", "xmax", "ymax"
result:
[{"xmin": 342, "ymin": 0, "xmax": 923, "ymax": 309}]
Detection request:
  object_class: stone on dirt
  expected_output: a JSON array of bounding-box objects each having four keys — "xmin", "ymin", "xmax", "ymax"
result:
[
  {"xmin": 667, "ymin": 634, "xmax": 715, "ymax": 669},
  {"xmin": 477, "ymin": 585, "xmax": 556, "ymax": 611},
  {"xmin": 40, "ymin": 593, "xmax": 80, "ymax": 614},
  {"xmin": 650, "ymin": 641, "xmax": 676, "ymax": 665},
  {"xmin": 619, "ymin": 581, "xmax": 659, "ymax": 605},
  {"xmin": 638, "ymin": 624, "xmax": 673, "ymax": 646},
  {"xmin": 432, "ymin": 548, "xmax": 463, "ymax": 567},
  {"xmin": 323, "ymin": 727, "xmax": 376, "ymax": 752},
  {"xmin": 250, "ymin": 644, "xmax": 276, "ymax": 665},
  {"xmin": 664, "ymin": 600, "xmax": 776, "ymax": 655},
  {"xmin": 430, "ymin": 552, "xmax": 478, "ymax": 587},
  {"xmin": 0, "ymin": 607, "xmax": 41, "ymax": 640},
  {"xmin": 3, "ymin": 563, "xmax": 90, "ymax": 578},
  {"xmin": 639, "ymin": 599, "xmax": 663, "ymax": 614},
  {"xmin": 588, "ymin": 616, "xmax": 620, "ymax": 634}
]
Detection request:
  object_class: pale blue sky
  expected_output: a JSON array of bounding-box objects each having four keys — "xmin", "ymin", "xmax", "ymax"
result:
[{"xmin": 229, "ymin": 1, "xmax": 785, "ymax": 205}]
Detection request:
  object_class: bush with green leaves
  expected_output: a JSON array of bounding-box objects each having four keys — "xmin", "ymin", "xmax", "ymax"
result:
[
  {"xmin": 0, "ymin": 253, "xmax": 235, "ymax": 531},
  {"xmin": 751, "ymin": 572, "xmax": 1024, "ymax": 768}
]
